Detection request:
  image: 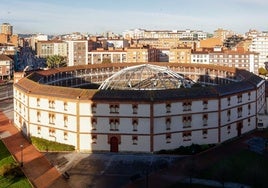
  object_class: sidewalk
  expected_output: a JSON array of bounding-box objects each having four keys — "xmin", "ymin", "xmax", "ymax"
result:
[{"xmin": 0, "ymin": 110, "xmax": 70, "ymax": 188}]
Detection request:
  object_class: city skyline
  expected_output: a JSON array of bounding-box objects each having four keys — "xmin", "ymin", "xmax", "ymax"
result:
[{"xmin": 1, "ymin": 0, "xmax": 268, "ymax": 35}]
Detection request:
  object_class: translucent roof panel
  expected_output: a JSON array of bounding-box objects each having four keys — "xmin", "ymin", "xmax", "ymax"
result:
[{"xmin": 98, "ymin": 64, "xmax": 193, "ymax": 90}]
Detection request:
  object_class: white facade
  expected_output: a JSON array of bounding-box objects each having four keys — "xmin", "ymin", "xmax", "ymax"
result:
[
  {"xmin": 249, "ymin": 32, "xmax": 268, "ymax": 68},
  {"xmin": 13, "ymin": 63, "xmax": 265, "ymax": 153},
  {"xmin": 191, "ymin": 52, "xmax": 210, "ymax": 64}
]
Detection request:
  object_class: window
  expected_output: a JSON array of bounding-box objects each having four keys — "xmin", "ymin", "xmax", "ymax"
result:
[
  {"xmin": 132, "ymin": 119, "xmax": 138, "ymax": 131},
  {"xmin": 49, "ymin": 114, "xmax": 55, "ymax": 124},
  {"xmin": 183, "ymin": 116, "xmax": 192, "ymax": 128},
  {"xmin": 183, "ymin": 132, "xmax": 191, "ymax": 141},
  {"xmin": 227, "ymin": 110, "xmax": 231, "ymax": 121},
  {"xmin": 166, "ymin": 103, "xmax": 171, "ymax": 113},
  {"xmin": 132, "ymin": 104, "xmax": 138, "ymax": 114},
  {"xmin": 203, "ymin": 129, "xmax": 208, "ymax": 138},
  {"xmin": 49, "ymin": 129, "xmax": 55, "ymax": 137},
  {"xmin": 37, "ymin": 126, "xmax": 41, "ymax": 134},
  {"xmin": 37, "ymin": 111, "xmax": 41, "ymax": 122},
  {"xmin": 237, "ymin": 107, "xmax": 242, "ymax": 118},
  {"xmin": 110, "ymin": 104, "xmax": 119, "ymax": 114},
  {"xmin": 227, "ymin": 125, "xmax": 231, "ymax": 134},
  {"xmin": 248, "ymin": 104, "xmax": 251, "ymax": 115},
  {"xmin": 110, "ymin": 119, "xmax": 119, "ymax": 131},
  {"xmin": 92, "ymin": 135, "xmax": 97, "ymax": 144},
  {"xmin": 92, "ymin": 103, "xmax": 97, "ymax": 113},
  {"xmin": 92, "ymin": 118, "xmax": 97, "ymax": 130},
  {"xmin": 166, "ymin": 118, "xmax": 171, "ymax": 130},
  {"xmin": 248, "ymin": 118, "xmax": 251, "ymax": 126},
  {"xmin": 248, "ymin": 92, "xmax": 251, "ymax": 100},
  {"xmin": 132, "ymin": 136, "xmax": 138, "ymax": 145},
  {"xmin": 64, "ymin": 132, "xmax": 68, "ymax": 140},
  {"xmin": 166, "ymin": 134, "xmax": 171, "ymax": 143},
  {"xmin": 64, "ymin": 116, "xmax": 68, "ymax": 128},
  {"xmin": 37, "ymin": 98, "xmax": 40, "ymax": 106},
  {"xmin": 227, "ymin": 97, "xmax": 231, "ymax": 106},
  {"xmin": 203, "ymin": 100, "xmax": 208, "ymax": 110},
  {"xmin": 237, "ymin": 94, "xmax": 242, "ymax": 103},
  {"xmin": 64, "ymin": 102, "xmax": 68, "ymax": 111},
  {"xmin": 49, "ymin": 100, "xmax": 55, "ymax": 109},
  {"xmin": 203, "ymin": 114, "xmax": 208, "ymax": 126},
  {"xmin": 183, "ymin": 102, "xmax": 191, "ymax": 111}
]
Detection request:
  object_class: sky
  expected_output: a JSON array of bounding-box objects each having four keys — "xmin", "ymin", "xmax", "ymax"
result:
[{"xmin": 0, "ymin": 0, "xmax": 268, "ymax": 35}]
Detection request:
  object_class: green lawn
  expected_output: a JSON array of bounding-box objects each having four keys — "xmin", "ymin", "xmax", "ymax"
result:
[
  {"xmin": 0, "ymin": 140, "xmax": 32, "ymax": 188},
  {"xmin": 197, "ymin": 149, "xmax": 268, "ymax": 188},
  {"xmin": 30, "ymin": 136, "xmax": 75, "ymax": 151}
]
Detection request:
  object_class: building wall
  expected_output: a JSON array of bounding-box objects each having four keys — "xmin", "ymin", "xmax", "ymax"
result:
[
  {"xmin": 0, "ymin": 55, "xmax": 13, "ymax": 79},
  {"xmin": 67, "ymin": 40, "xmax": 88, "ymax": 66},
  {"xmin": 169, "ymin": 47, "xmax": 191, "ymax": 63},
  {"xmin": 13, "ymin": 86, "xmax": 263, "ymax": 153},
  {"xmin": 199, "ymin": 38, "xmax": 223, "ymax": 48},
  {"xmin": 88, "ymin": 50, "xmax": 127, "ymax": 64},
  {"xmin": 209, "ymin": 51, "xmax": 259, "ymax": 75},
  {"xmin": 1, "ymin": 23, "xmax": 12, "ymax": 35},
  {"xmin": 249, "ymin": 34, "xmax": 268, "ymax": 68}
]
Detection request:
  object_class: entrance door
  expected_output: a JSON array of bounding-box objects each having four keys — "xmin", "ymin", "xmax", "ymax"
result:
[
  {"xmin": 237, "ymin": 122, "xmax": 242, "ymax": 137},
  {"xmin": 110, "ymin": 137, "xmax": 119, "ymax": 152}
]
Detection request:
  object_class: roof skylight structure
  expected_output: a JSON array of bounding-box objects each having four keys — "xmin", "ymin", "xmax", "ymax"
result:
[{"xmin": 99, "ymin": 64, "xmax": 193, "ymax": 90}]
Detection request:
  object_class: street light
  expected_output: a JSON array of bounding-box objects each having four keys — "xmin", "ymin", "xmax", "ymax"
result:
[{"xmin": 20, "ymin": 144, "xmax": 23, "ymax": 167}]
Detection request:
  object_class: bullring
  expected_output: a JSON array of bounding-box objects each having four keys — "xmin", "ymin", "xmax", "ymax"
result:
[{"xmin": 13, "ymin": 63, "xmax": 265, "ymax": 152}]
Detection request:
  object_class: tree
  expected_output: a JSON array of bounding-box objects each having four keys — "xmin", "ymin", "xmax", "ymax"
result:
[{"xmin": 46, "ymin": 55, "xmax": 66, "ymax": 68}]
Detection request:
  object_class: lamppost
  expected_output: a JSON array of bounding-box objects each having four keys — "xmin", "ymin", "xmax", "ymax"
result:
[{"xmin": 20, "ymin": 144, "xmax": 23, "ymax": 167}]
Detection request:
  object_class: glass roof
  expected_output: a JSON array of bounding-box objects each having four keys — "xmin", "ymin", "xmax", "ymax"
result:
[{"xmin": 98, "ymin": 64, "xmax": 193, "ymax": 90}]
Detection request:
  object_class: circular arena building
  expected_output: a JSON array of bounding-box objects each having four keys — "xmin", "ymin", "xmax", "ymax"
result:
[{"xmin": 13, "ymin": 63, "xmax": 265, "ymax": 153}]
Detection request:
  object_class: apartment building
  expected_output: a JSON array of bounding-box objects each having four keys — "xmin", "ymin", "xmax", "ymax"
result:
[
  {"xmin": 126, "ymin": 45, "xmax": 159, "ymax": 63},
  {"xmin": 191, "ymin": 51, "xmax": 210, "ymax": 64},
  {"xmin": 88, "ymin": 48, "xmax": 127, "ymax": 64},
  {"xmin": 0, "ymin": 54, "xmax": 13, "ymax": 80},
  {"xmin": 0, "ymin": 23, "xmax": 19, "ymax": 47},
  {"xmin": 30, "ymin": 34, "xmax": 48, "ymax": 51},
  {"xmin": 66, "ymin": 40, "xmax": 88, "ymax": 66},
  {"xmin": 214, "ymin": 28, "xmax": 235, "ymax": 42},
  {"xmin": 1, "ymin": 23, "xmax": 13, "ymax": 35},
  {"xmin": 249, "ymin": 32, "xmax": 268, "ymax": 68},
  {"xmin": 209, "ymin": 50, "xmax": 259, "ymax": 74},
  {"xmin": 37, "ymin": 40, "xmax": 67, "ymax": 58},
  {"xmin": 132, "ymin": 38, "xmax": 181, "ymax": 49},
  {"xmin": 123, "ymin": 29, "xmax": 208, "ymax": 40},
  {"xmin": 169, "ymin": 46, "xmax": 191, "ymax": 63}
]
